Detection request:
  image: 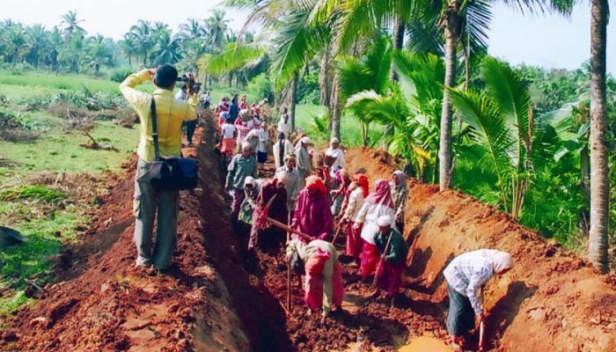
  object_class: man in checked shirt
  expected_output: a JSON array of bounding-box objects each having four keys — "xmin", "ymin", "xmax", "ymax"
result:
[{"xmin": 443, "ymin": 249, "xmax": 514, "ymax": 351}]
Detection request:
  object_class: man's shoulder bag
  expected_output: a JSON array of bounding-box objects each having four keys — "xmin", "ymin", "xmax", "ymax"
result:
[{"xmin": 148, "ymin": 97, "xmax": 198, "ymax": 191}]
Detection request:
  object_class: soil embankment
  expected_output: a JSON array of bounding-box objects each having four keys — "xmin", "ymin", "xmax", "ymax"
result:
[
  {"xmin": 0, "ymin": 117, "xmax": 290, "ymax": 352},
  {"xmin": 2, "ymin": 115, "xmax": 615, "ymax": 352},
  {"xmin": 344, "ymin": 147, "xmax": 616, "ymax": 352}
]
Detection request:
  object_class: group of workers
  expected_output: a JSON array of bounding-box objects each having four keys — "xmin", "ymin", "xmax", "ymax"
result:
[
  {"xmin": 217, "ymin": 101, "xmax": 515, "ymax": 350},
  {"xmin": 122, "ymin": 63, "xmax": 516, "ymax": 352}
]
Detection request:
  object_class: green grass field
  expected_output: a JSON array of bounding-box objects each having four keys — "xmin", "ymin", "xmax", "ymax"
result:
[
  {"xmin": 0, "ymin": 71, "xmax": 121, "ymax": 93},
  {"xmin": 0, "ymin": 72, "xmax": 140, "ymax": 316}
]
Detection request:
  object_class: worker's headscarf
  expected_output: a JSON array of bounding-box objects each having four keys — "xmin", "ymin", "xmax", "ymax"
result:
[
  {"xmin": 393, "ymin": 170, "xmax": 407, "ymax": 191},
  {"xmin": 335, "ymin": 169, "xmax": 350, "ymax": 186},
  {"xmin": 365, "ymin": 179, "xmax": 393, "ymax": 208},
  {"xmin": 275, "ymin": 170, "xmax": 289, "ymax": 186},
  {"xmin": 306, "ymin": 175, "xmax": 327, "ymax": 197},
  {"xmin": 490, "ymin": 251, "xmax": 514, "ymax": 274},
  {"xmin": 354, "ymin": 174, "xmax": 369, "ymax": 198},
  {"xmin": 244, "ymin": 176, "xmax": 257, "ymax": 189}
]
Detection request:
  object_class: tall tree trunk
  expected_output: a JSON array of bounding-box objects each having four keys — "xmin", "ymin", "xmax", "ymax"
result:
[
  {"xmin": 319, "ymin": 46, "xmax": 331, "ymax": 107},
  {"xmin": 288, "ymin": 72, "xmax": 299, "ymax": 131},
  {"xmin": 462, "ymin": 44, "xmax": 470, "ymax": 89},
  {"xmin": 128, "ymin": 55, "xmax": 132, "ymax": 67},
  {"xmin": 390, "ymin": 17, "xmax": 405, "ymax": 81},
  {"xmin": 588, "ymin": 0, "xmax": 609, "ymax": 274},
  {"xmin": 579, "ymin": 146, "xmax": 591, "ymax": 234},
  {"xmin": 438, "ymin": 5, "xmax": 461, "ymax": 191},
  {"xmin": 330, "ymin": 72, "xmax": 341, "ymax": 142}
]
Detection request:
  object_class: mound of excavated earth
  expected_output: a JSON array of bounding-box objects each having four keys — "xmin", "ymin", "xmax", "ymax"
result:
[
  {"xmin": 344, "ymin": 147, "xmax": 616, "ymax": 352},
  {"xmin": 2, "ymin": 115, "xmax": 614, "ymax": 352}
]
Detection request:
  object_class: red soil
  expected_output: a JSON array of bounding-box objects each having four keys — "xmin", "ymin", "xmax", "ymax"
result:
[
  {"xmin": 344, "ymin": 147, "xmax": 616, "ymax": 352},
  {"xmin": 0, "ymin": 119, "xmax": 276, "ymax": 352},
  {"xmin": 3, "ymin": 116, "xmax": 615, "ymax": 352}
]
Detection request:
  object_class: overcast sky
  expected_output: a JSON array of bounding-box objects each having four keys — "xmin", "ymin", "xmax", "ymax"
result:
[{"xmin": 1, "ymin": 0, "xmax": 614, "ymax": 74}]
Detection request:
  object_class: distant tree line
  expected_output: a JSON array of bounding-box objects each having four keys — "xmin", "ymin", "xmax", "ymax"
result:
[{"xmin": 0, "ymin": 10, "xmax": 237, "ymax": 78}]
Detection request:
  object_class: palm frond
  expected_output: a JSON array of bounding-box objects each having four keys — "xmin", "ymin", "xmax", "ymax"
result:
[
  {"xmin": 464, "ymin": 0, "xmax": 492, "ymax": 53},
  {"xmin": 199, "ymin": 42, "xmax": 266, "ymax": 75},
  {"xmin": 270, "ymin": 10, "xmax": 330, "ymax": 87},
  {"xmin": 449, "ymin": 87, "xmax": 514, "ymax": 211},
  {"xmin": 482, "ymin": 57, "xmax": 532, "ymax": 166}
]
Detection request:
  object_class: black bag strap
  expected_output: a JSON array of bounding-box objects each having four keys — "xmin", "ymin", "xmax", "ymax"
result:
[{"xmin": 150, "ymin": 97, "xmax": 161, "ymax": 161}]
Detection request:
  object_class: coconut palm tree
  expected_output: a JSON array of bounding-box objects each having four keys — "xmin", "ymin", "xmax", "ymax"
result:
[
  {"xmin": 448, "ymin": 57, "xmax": 551, "ymax": 219},
  {"xmin": 2, "ymin": 26, "xmax": 30, "ymax": 67},
  {"xmin": 315, "ymin": 0, "xmax": 573, "ymax": 191},
  {"xmin": 339, "ymin": 35, "xmax": 394, "ymax": 146},
  {"xmin": 25, "ymin": 24, "xmax": 48, "ymax": 68},
  {"xmin": 152, "ymin": 31, "xmax": 182, "ymax": 65},
  {"xmin": 179, "ymin": 18, "xmax": 206, "ymax": 41},
  {"xmin": 587, "ymin": 0, "xmax": 609, "ymax": 273},
  {"xmin": 225, "ymin": 0, "xmax": 335, "ymax": 133},
  {"xmin": 206, "ymin": 9, "xmax": 231, "ymax": 54},
  {"xmin": 129, "ymin": 20, "xmax": 154, "ymax": 67},
  {"xmin": 120, "ymin": 34, "xmax": 138, "ymax": 66},
  {"xmin": 83, "ymin": 35, "xmax": 112, "ymax": 76},
  {"xmin": 46, "ymin": 27, "xmax": 63, "ymax": 72},
  {"xmin": 60, "ymin": 10, "xmax": 86, "ymax": 40},
  {"xmin": 345, "ymin": 50, "xmax": 445, "ymax": 180}
]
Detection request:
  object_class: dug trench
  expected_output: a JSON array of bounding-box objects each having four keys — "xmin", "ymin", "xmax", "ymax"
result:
[{"xmin": 1, "ymin": 113, "xmax": 615, "ymax": 352}]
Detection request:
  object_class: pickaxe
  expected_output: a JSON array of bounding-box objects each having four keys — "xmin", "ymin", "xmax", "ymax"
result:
[
  {"xmin": 330, "ymin": 219, "xmax": 347, "ymax": 246},
  {"xmin": 372, "ymin": 229, "xmax": 395, "ymax": 288},
  {"xmin": 254, "ymin": 194, "xmax": 313, "ymax": 242}
]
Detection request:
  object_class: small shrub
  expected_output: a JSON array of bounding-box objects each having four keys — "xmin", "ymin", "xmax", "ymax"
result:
[
  {"xmin": 297, "ymin": 70, "xmax": 320, "ymax": 105},
  {"xmin": 309, "ymin": 111, "xmax": 331, "ymax": 141},
  {"xmin": 0, "ymin": 185, "xmax": 68, "ymax": 203},
  {"xmin": 110, "ymin": 67, "xmax": 134, "ymax": 83},
  {"xmin": 0, "ymin": 94, "xmax": 9, "ymax": 106},
  {"xmin": 247, "ymin": 74, "xmax": 273, "ymax": 103},
  {"xmin": 0, "ymin": 110, "xmax": 40, "ymax": 142}
]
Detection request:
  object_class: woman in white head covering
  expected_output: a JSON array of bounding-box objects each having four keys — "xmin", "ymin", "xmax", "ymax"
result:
[
  {"xmin": 238, "ymin": 176, "xmax": 262, "ymax": 225},
  {"xmin": 443, "ymin": 249, "xmax": 514, "ymax": 350},
  {"xmin": 371, "ymin": 215, "xmax": 408, "ymax": 304},
  {"xmin": 294, "ymin": 136, "xmax": 314, "ymax": 189},
  {"xmin": 389, "ymin": 170, "xmax": 408, "ymax": 233}
]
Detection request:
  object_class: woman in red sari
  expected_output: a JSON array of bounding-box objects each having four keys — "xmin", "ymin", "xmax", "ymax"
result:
[
  {"xmin": 353, "ymin": 179, "xmax": 395, "ymax": 279},
  {"xmin": 249, "ymin": 172, "xmax": 288, "ymax": 251},
  {"xmin": 341, "ymin": 174, "xmax": 369, "ymax": 264}
]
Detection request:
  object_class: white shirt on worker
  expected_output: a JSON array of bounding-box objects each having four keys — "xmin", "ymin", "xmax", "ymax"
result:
[
  {"xmin": 355, "ymin": 202, "xmax": 395, "ymax": 245},
  {"xmin": 277, "ymin": 115, "xmax": 292, "ymax": 136},
  {"xmin": 273, "ymin": 139, "xmax": 295, "ymax": 169},
  {"xmin": 443, "ymin": 249, "xmax": 502, "ymax": 316},
  {"xmin": 256, "ymin": 128, "xmax": 269, "ymax": 153},
  {"xmin": 326, "ymin": 147, "xmax": 345, "ymax": 174},
  {"xmin": 343, "ymin": 188, "xmax": 365, "ymax": 222},
  {"xmin": 277, "ymin": 166, "xmax": 301, "ymax": 211},
  {"xmin": 221, "ymin": 123, "xmax": 236, "ymax": 139},
  {"xmin": 175, "ymin": 90, "xmax": 187, "ymax": 101}
]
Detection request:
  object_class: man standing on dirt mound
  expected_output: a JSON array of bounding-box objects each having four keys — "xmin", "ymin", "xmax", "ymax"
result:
[
  {"xmin": 443, "ymin": 249, "xmax": 514, "ymax": 351},
  {"xmin": 120, "ymin": 65, "xmax": 198, "ymax": 271}
]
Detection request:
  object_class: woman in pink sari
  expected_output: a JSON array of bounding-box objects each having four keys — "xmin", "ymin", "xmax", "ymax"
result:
[
  {"xmin": 292, "ymin": 176, "xmax": 334, "ymax": 242},
  {"xmin": 353, "ymin": 178, "xmax": 394, "ymax": 279}
]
